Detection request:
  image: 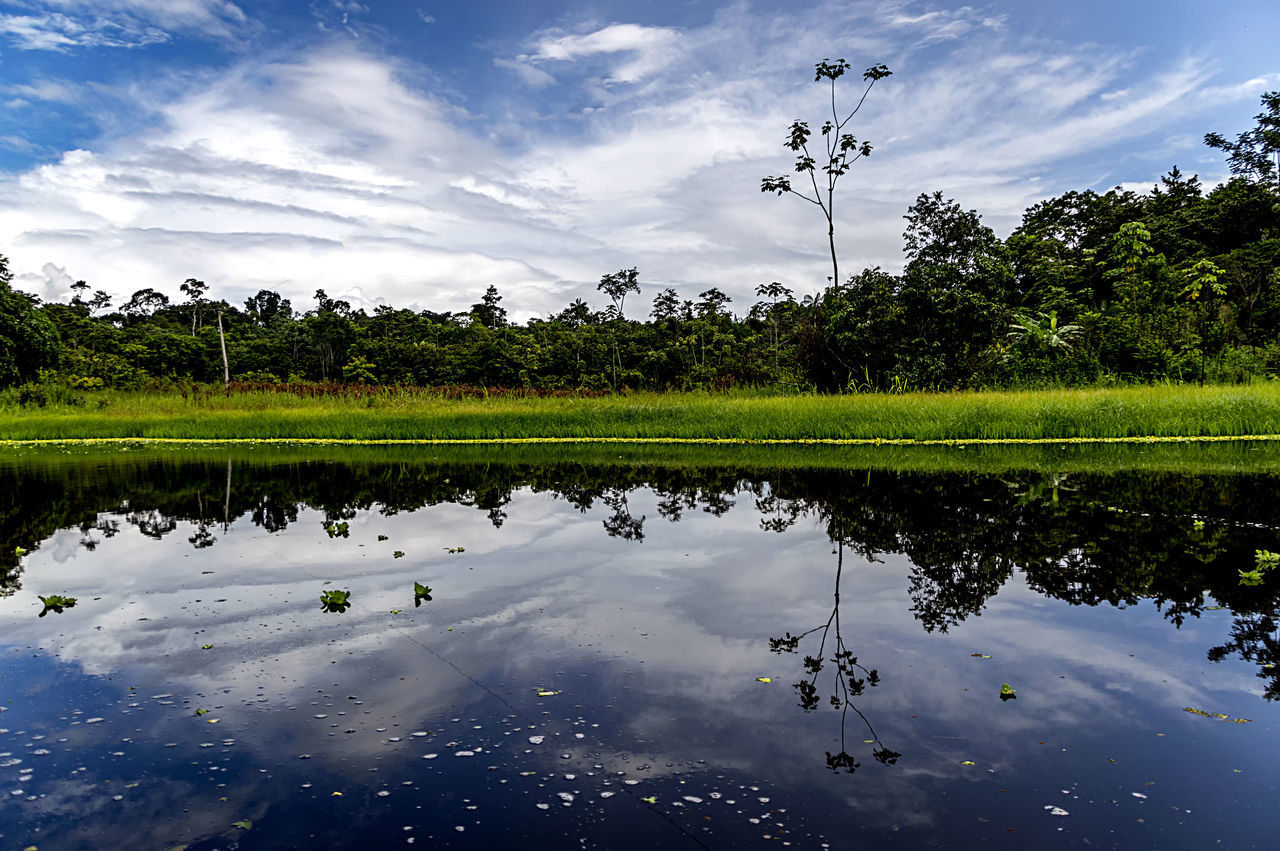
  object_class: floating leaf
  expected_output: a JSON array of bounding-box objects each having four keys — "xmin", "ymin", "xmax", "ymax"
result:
[
  {"xmin": 414, "ymin": 582, "xmax": 433, "ymax": 607},
  {"xmin": 377, "ymin": 535, "xmax": 389, "ymax": 541},
  {"xmin": 232, "ymin": 820, "xmax": 253, "ymax": 830},
  {"xmin": 320, "ymin": 589, "xmax": 352, "ymax": 613},
  {"xmin": 536, "ymin": 689, "xmax": 562, "ymax": 697},
  {"xmin": 14, "ymin": 546, "xmax": 27, "ymax": 557},
  {"xmin": 195, "ymin": 708, "xmax": 209, "ymax": 716},
  {"xmin": 393, "ymin": 551, "xmax": 405, "ymax": 559},
  {"xmin": 1000, "ymin": 683, "xmax": 1016, "ymax": 701},
  {"xmin": 1185, "ymin": 706, "xmax": 1253, "ymax": 723},
  {"xmin": 202, "ymin": 644, "xmax": 214, "ymax": 650},
  {"xmin": 37, "ymin": 594, "xmax": 77, "ymax": 617},
  {"xmin": 971, "ymin": 653, "xmax": 992, "ymax": 659},
  {"xmin": 756, "ymin": 677, "xmax": 773, "ymax": 683},
  {"xmin": 641, "ymin": 796, "xmax": 657, "ymax": 804}
]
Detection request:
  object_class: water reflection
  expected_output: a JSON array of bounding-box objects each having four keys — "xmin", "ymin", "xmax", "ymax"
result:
[
  {"xmin": 5, "ymin": 450, "xmax": 1277, "ymax": 690},
  {"xmin": 0, "ymin": 446, "xmax": 1278, "ymax": 848}
]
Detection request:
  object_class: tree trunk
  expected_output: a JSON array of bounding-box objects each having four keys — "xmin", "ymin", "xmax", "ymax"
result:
[{"xmin": 217, "ymin": 311, "xmax": 230, "ymax": 390}]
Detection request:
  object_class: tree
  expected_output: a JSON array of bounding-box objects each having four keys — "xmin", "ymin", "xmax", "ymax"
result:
[
  {"xmin": 1205, "ymin": 91, "xmax": 1280, "ymax": 192},
  {"xmin": 597, "ymin": 268, "xmax": 639, "ymax": 319},
  {"xmin": 598, "ymin": 268, "xmax": 640, "ymax": 388},
  {"xmin": 120, "ymin": 288, "xmax": 170, "ymax": 319},
  {"xmin": 470, "ymin": 285, "xmax": 508, "ymax": 329},
  {"xmin": 0, "ymin": 254, "xmax": 60, "ymax": 387},
  {"xmin": 179, "ymin": 278, "xmax": 209, "ymax": 336},
  {"xmin": 761, "ymin": 59, "xmax": 891, "ymax": 287},
  {"xmin": 244, "ymin": 290, "xmax": 293, "ymax": 326},
  {"xmin": 1179, "ymin": 258, "xmax": 1227, "ymax": 385},
  {"xmin": 754, "ymin": 281, "xmax": 795, "ymax": 375}
]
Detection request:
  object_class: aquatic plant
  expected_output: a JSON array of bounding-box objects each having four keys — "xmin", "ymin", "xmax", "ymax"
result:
[
  {"xmin": 320, "ymin": 588, "xmax": 351, "ymax": 613},
  {"xmin": 1240, "ymin": 550, "xmax": 1280, "ymax": 586},
  {"xmin": 413, "ymin": 581, "xmax": 433, "ymax": 607},
  {"xmin": 37, "ymin": 593, "xmax": 76, "ymax": 616}
]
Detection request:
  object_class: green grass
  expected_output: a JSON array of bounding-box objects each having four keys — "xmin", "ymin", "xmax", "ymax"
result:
[{"xmin": 2, "ymin": 384, "xmax": 1280, "ymax": 443}]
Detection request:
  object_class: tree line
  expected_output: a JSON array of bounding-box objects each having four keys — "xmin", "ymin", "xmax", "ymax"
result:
[{"xmin": 0, "ymin": 91, "xmax": 1276, "ymax": 394}]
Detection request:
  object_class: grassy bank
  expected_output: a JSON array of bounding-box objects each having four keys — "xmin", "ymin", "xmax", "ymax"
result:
[{"xmin": 1, "ymin": 384, "xmax": 1280, "ymax": 443}]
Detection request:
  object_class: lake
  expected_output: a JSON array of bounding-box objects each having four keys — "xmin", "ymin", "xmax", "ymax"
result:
[{"xmin": 1, "ymin": 443, "xmax": 1278, "ymax": 848}]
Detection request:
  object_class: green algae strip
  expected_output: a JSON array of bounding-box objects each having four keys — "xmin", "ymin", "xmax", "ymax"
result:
[
  {"xmin": 5, "ymin": 436, "xmax": 1280, "ymax": 477},
  {"xmin": 4, "ymin": 433, "xmax": 1280, "ymax": 447}
]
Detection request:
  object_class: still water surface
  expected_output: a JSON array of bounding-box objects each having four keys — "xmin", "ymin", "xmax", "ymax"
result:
[{"xmin": 1, "ymin": 447, "xmax": 1278, "ymax": 848}]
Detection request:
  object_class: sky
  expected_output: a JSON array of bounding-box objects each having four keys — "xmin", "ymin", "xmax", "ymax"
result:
[{"xmin": 0, "ymin": 0, "xmax": 1277, "ymax": 321}]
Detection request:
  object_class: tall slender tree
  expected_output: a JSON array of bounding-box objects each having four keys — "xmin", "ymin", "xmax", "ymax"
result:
[{"xmin": 762, "ymin": 59, "xmax": 891, "ymax": 288}]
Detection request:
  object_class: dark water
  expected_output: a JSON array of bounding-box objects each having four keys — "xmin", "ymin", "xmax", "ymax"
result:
[{"xmin": 1, "ymin": 448, "xmax": 1279, "ymax": 849}]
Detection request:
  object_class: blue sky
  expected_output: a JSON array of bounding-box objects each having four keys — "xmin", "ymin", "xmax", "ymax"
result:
[{"xmin": 1, "ymin": 0, "xmax": 1277, "ymax": 319}]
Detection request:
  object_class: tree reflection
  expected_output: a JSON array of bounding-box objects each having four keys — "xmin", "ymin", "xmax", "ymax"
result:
[{"xmin": 770, "ymin": 535, "xmax": 899, "ymax": 774}]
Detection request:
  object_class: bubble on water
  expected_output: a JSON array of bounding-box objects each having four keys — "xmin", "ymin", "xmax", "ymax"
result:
[
  {"xmin": 423, "ymin": 753, "xmax": 438, "ymax": 759},
  {"xmin": 536, "ymin": 803, "xmax": 550, "ymax": 810},
  {"xmin": 10, "ymin": 789, "xmax": 23, "ymax": 796},
  {"xmin": 32, "ymin": 749, "xmax": 50, "ymax": 756},
  {"xmin": 412, "ymin": 732, "xmax": 428, "ymax": 737},
  {"xmin": 112, "ymin": 794, "xmax": 123, "ymax": 801},
  {"xmin": 528, "ymin": 736, "xmax": 544, "ymax": 745},
  {"xmin": 600, "ymin": 791, "xmax": 616, "ymax": 799},
  {"xmin": 378, "ymin": 790, "xmax": 391, "ymax": 797},
  {"xmin": 560, "ymin": 753, "xmax": 572, "ymax": 760},
  {"xmin": 86, "ymin": 718, "xmax": 104, "ymax": 724},
  {"xmin": 683, "ymin": 796, "xmax": 703, "ymax": 804},
  {"xmin": 0, "ymin": 759, "xmax": 21, "ymax": 768},
  {"xmin": 710, "ymin": 792, "xmax": 722, "ymax": 799},
  {"xmin": 1132, "ymin": 792, "xmax": 1148, "ymax": 799},
  {"xmin": 454, "ymin": 751, "xmax": 475, "ymax": 758},
  {"xmin": 558, "ymin": 792, "xmax": 574, "ymax": 803},
  {"xmin": 564, "ymin": 774, "xmax": 576, "ymax": 780},
  {"xmin": 314, "ymin": 714, "xmax": 327, "ymax": 719},
  {"xmin": 575, "ymin": 733, "xmax": 585, "ymax": 739},
  {"xmin": 454, "ymin": 826, "xmax": 465, "ymax": 832},
  {"xmin": 1044, "ymin": 806, "xmax": 1070, "ymax": 816},
  {"xmin": 758, "ymin": 797, "xmax": 770, "ymax": 803},
  {"xmin": 624, "ymin": 780, "xmax": 640, "ymax": 786},
  {"xmin": 388, "ymin": 737, "xmax": 402, "ymax": 743}
]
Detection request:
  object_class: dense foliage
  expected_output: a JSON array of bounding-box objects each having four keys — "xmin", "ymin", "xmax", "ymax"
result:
[{"xmin": 1, "ymin": 93, "xmax": 1277, "ymax": 394}]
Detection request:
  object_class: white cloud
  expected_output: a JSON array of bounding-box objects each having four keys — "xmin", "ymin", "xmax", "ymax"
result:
[
  {"xmin": 517, "ymin": 22, "xmax": 682, "ymax": 87},
  {"xmin": 0, "ymin": 0, "xmax": 246, "ymax": 50},
  {"xmin": 493, "ymin": 57, "xmax": 557, "ymax": 89},
  {"xmin": 3, "ymin": 78, "xmax": 81, "ymax": 103}
]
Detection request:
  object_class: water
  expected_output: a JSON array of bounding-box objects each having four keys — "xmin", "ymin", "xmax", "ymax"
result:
[{"xmin": 1, "ymin": 446, "xmax": 1278, "ymax": 848}]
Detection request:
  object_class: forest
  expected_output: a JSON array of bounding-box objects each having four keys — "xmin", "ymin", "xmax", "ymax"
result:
[{"xmin": 0, "ymin": 92, "xmax": 1277, "ymax": 396}]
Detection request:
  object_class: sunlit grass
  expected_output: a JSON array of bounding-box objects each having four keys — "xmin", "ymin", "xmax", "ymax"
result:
[{"xmin": 1, "ymin": 384, "xmax": 1279, "ymax": 442}]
